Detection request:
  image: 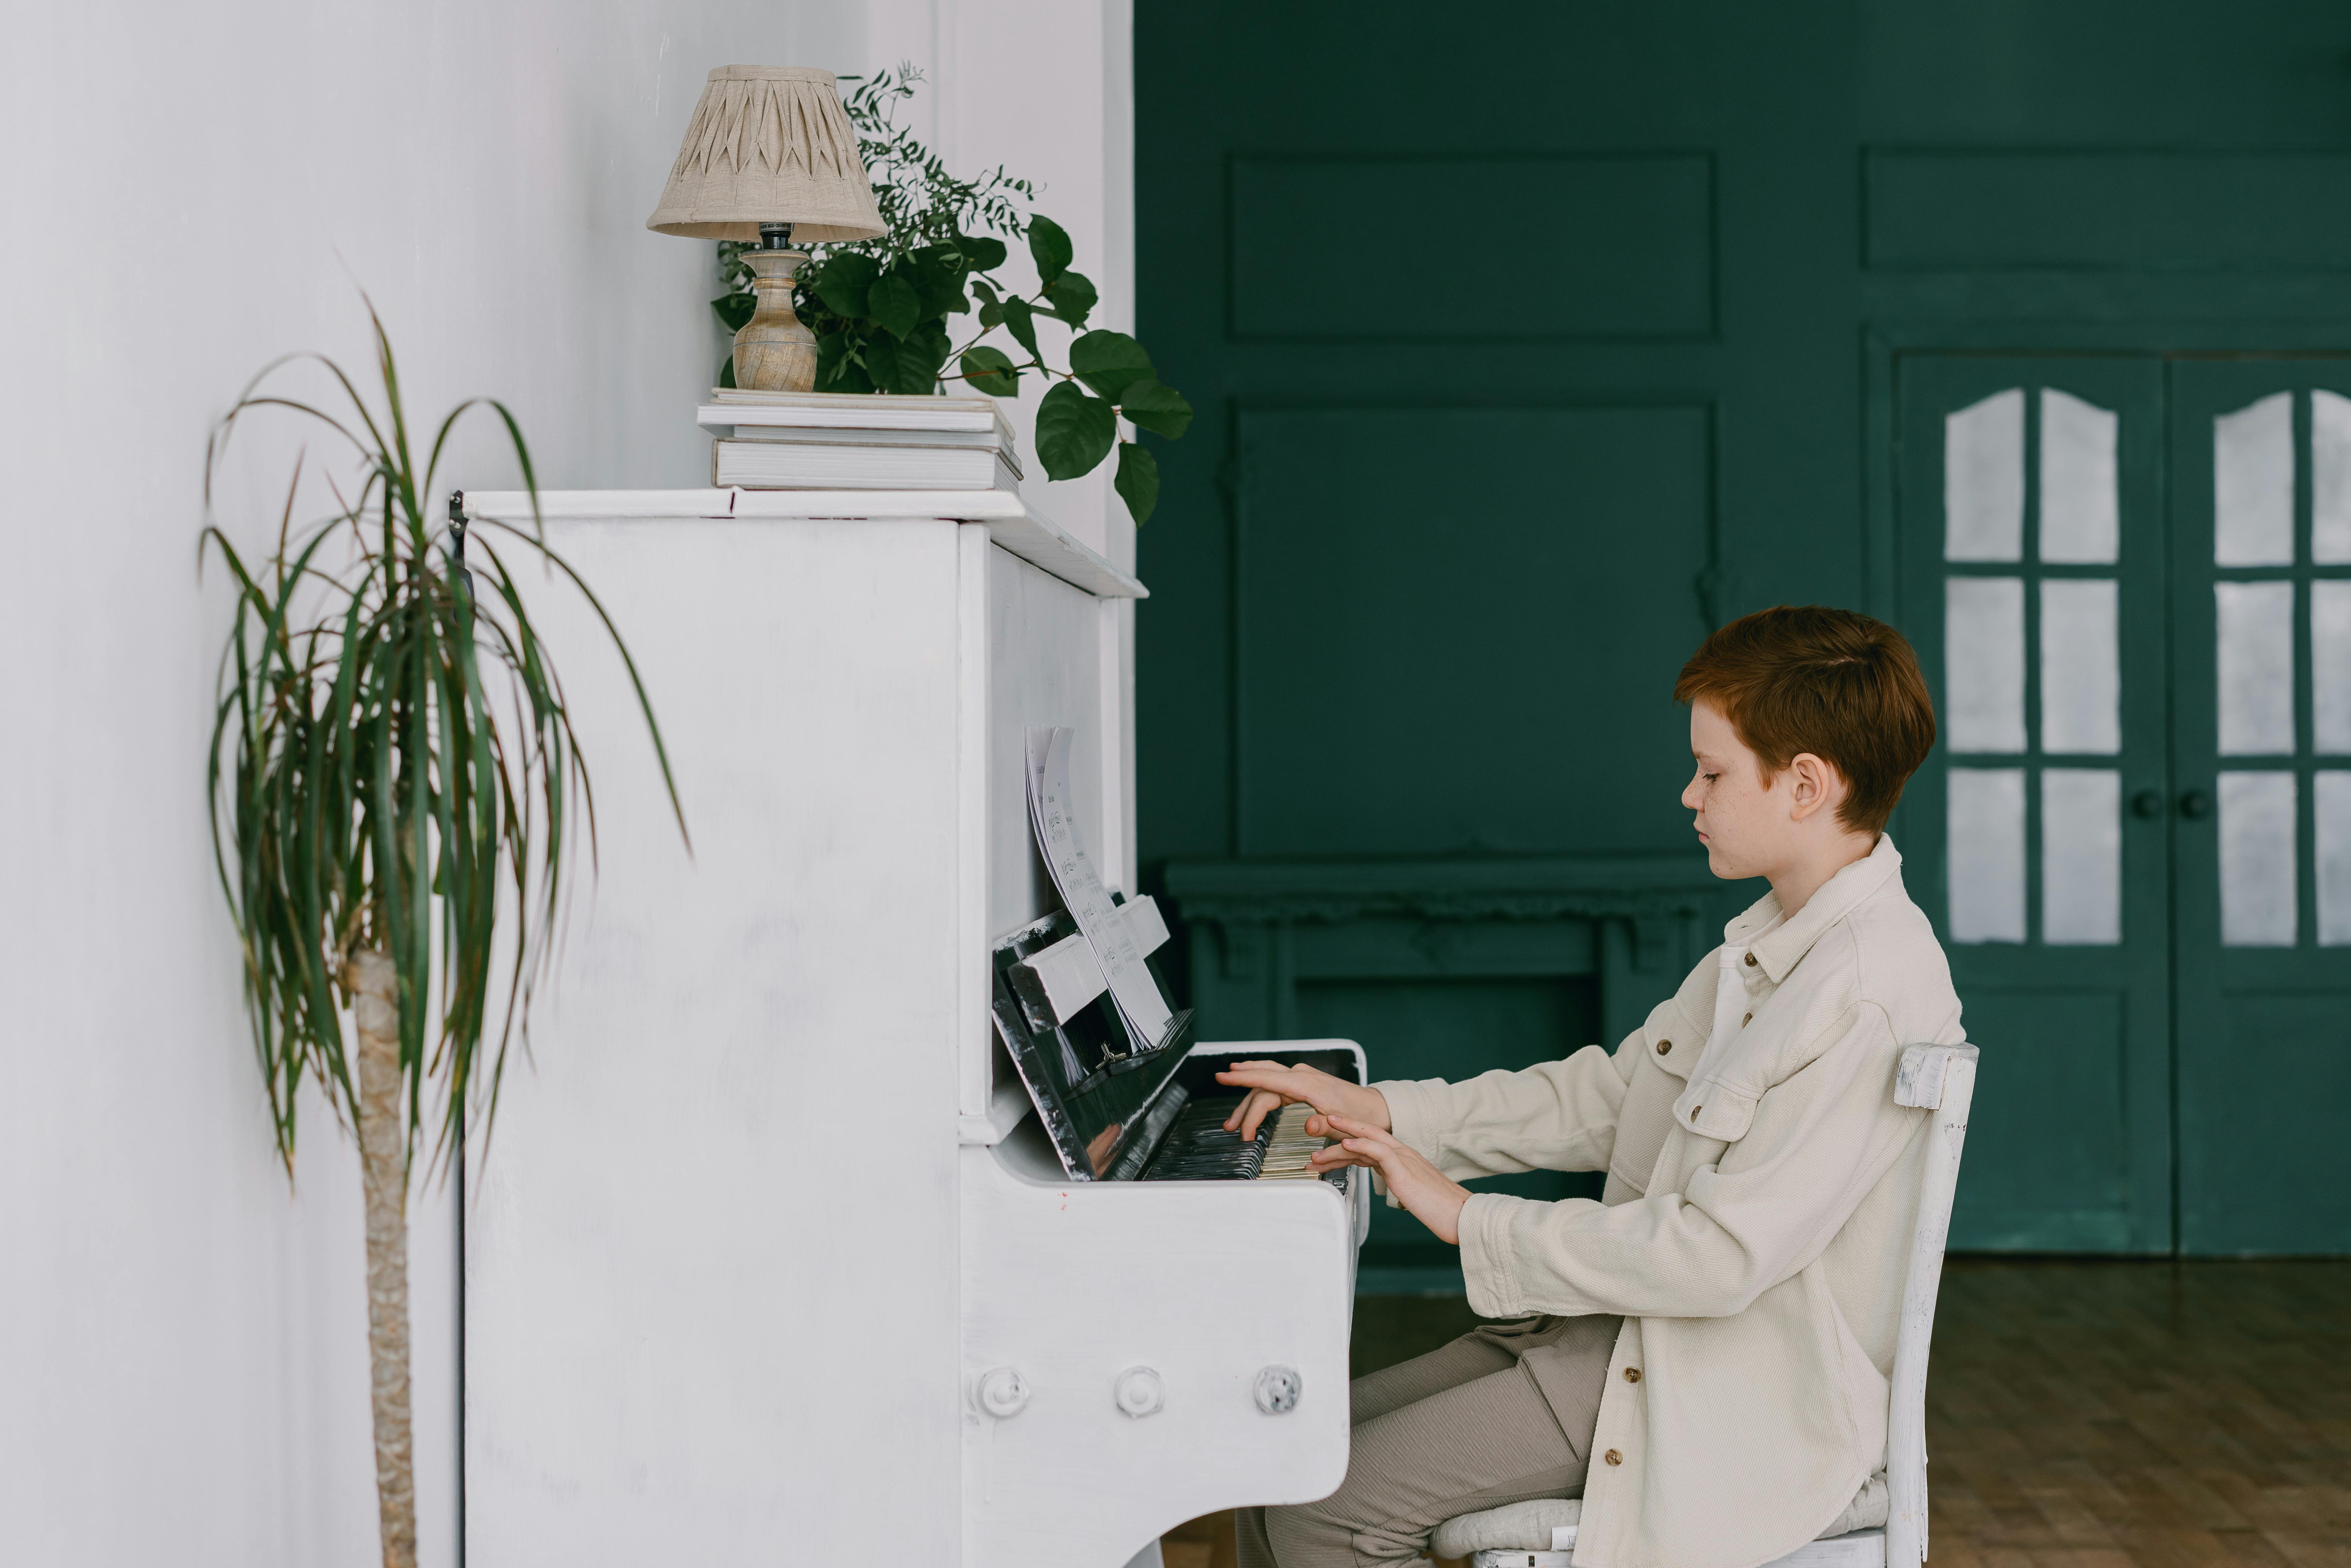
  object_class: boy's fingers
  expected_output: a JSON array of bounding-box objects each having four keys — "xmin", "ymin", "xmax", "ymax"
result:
[{"xmin": 1239, "ymin": 1089, "xmax": 1286, "ymax": 1140}]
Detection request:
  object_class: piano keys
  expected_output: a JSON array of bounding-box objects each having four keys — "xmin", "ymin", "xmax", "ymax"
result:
[
  {"xmin": 1143, "ymin": 1101, "xmax": 1331, "ymax": 1181},
  {"xmin": 989, "ymin": 901, "xmax": 1354, "ymax": 1190}
]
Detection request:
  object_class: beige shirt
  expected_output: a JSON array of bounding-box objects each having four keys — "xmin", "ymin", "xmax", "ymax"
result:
[{"xmin": 1376, "ymin": 835, "xmax": 1963, "ymax": 1568}]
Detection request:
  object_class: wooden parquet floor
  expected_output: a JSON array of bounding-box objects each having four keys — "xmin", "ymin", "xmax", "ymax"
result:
[
  {"xmin": 1162, "ymin": 1260, "xmax": 2351, "ymax": 1568},
  {"xmin": 1921, "ymin": 1259, "xmax": 2350, "ymax": 1568}
]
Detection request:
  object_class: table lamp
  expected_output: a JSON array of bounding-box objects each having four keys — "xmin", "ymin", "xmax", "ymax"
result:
[{"xmin": 647, "ymin": 66, "xmax": 886, "ymax": 392}]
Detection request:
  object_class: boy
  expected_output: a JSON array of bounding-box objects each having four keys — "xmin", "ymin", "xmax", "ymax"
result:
[{"xmin": 1219, "ymin": 605, "xmax": 1957, "ymax": 1568}]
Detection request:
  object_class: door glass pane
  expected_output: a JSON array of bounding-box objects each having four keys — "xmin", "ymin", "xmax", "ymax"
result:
[
  {"xmin": 2043, "ymin": 769, "xmax": 2121, "ymax": 944},
  {"xmin": 1946, "ymin": 577, "xmax": 2025, "ymax": 752},
  {"xmin": 2318, "ymin": 771, "xmax": 2351, "ymax": 946},
  {"xmin": 2039, "ymin": 390, "xmax": 2119, "ymax": 564},
  {"xmin": 1945, "ymin": 389, "xmax": 2024, "ymax": 562},
  {"xmin": 2214, "ymin": 392, "xmax": 2296, "ymax": 566},
  {"xmin": 1948, "ymin": 768, "xmax": 2026, "ymax": 942},
  {"xmin": 2220, "ymin": 771, "xmax": 2298, "ymax": 946},
  {"xmin": 2040, "ymin": 578, "xmax": 2120, "ymax": 753},
  {"xmin": 2313, "ymin": 390, "xmax": 2351, "ymax": 565},
  {"xmin": 2314, "ymin": 579, "xmax": 2351, "ymax": 753},
  {"xmin": 2216, "ymin": 581, "xmax": 2297, "ymax": 755}
]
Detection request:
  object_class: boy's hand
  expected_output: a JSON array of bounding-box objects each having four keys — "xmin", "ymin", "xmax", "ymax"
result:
[
  {"xmin": 1310, "ymin": 1116, "xmax": 1472, "ymax": 1246},
  {"xmin": 1215, "ymin": 1061, "xmax": 1390, "ymax": 1141}
]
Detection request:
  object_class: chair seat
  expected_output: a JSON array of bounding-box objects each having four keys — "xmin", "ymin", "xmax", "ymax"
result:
[
  {"xmin": 1445, "ymin": 1473, "xmax": 1890, "ymax": 1567},
  {"xmin": 1467, "ymin": 1533, "xmax": 1890, "ymax": 1568},
  {"xmin": 1463, "ymin": 1528, "xmax": 1886, "ymax": 1568},
  {"xmin": 1432, "ymin": 1498, "xmax": 1579, "ymax": 1559}
]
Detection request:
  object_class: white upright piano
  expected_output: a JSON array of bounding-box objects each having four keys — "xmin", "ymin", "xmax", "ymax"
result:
[{"xmin": 458, "ymin": 489, "xmax": 1369, "ymax": 1568}]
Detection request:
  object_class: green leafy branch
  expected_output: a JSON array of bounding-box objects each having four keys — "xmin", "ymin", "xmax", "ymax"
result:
[
  {"xmin": 710, "ymin": 64, "xmax": 1190, "ymax": 524},
  {"xmin": 949, "ymin": 216, "xmax": 1191, "ymax": 525}
]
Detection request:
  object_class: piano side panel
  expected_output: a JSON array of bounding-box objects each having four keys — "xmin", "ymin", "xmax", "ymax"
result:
[
  {"xmin": 961, "ymin": 1131, "xmax": 1356, "ymax": 1568},
  {"xmin": 466, "ymin": 517, "xmax": 967, "ymax": 1562}
]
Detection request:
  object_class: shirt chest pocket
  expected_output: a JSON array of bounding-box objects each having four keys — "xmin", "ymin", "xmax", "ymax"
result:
[{"xmin": 1675, "ymin": 1075, "xmax": 1761, "ymax": 1143}]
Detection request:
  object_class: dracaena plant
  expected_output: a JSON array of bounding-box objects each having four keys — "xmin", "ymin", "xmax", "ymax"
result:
[
  {"xmin": 713, "ymin": 65, "xmax": 1192, "ymax": 524},
  {"xmin": 201, "ymin": 303, "xmax": 684, "ymax": 1568}
]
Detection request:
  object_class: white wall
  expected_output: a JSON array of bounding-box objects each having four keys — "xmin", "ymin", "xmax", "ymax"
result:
[{"xmin": 0, "ymin": 0, "xmax": 1132, "ymax": 1562}]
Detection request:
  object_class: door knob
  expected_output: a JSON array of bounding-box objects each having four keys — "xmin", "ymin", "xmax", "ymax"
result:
[
  {"xmin": 2131, "ymin": 789, "xmax": 2165, "ymax": 819},
  {"xmin": 2179, "ymin": 789, "xmax": 2214, "ymax": 820}
]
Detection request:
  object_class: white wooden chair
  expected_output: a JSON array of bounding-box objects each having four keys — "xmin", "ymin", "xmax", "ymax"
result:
[{"xmin": 1436, "ymin": 1042, "xmax": 1979, "ymax": 1568}]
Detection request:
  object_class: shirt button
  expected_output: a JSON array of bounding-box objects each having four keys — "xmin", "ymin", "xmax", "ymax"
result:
[
  {"xmin": 1743, "ymin": 953, "xmax": 1758, "ymax": 968},
  {"xmin": 1604, "ymin": 1449, "xmax": 1624, "ymax": 1466},
  {"xmin": 1655, "ymin": 1040, "xmax": 1672, "ymax": 1056},
  {"xmin": 1623, "ymin": 1367, "xmax": 1642, "ymax": 1383}
]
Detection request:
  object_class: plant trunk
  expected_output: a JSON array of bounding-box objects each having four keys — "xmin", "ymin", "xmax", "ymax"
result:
[{"xmin": 349, "ymin": 949, "xmax": 418, "ymax": 1568}]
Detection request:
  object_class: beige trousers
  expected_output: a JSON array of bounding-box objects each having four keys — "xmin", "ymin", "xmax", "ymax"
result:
[{"xmin": 1236, "ymin": 1313, "xmax": 1621, "ymax": 1568}]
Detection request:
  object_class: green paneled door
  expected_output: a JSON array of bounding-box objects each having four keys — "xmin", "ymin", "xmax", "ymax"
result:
[
  {"xmin": 2169, "ymin": 362, "xmax": 2351, "ymax": 1255},
  {"xmin": 1899, "ymin": 356, "xmax": 2173, "ymax": 1253},
  {"xmin": 1902, "ymin": 355, "xmax": 2351, "ymax": 1255}
]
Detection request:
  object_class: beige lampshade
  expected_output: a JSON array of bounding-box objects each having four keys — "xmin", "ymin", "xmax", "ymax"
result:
[{"xmin": 646, "ymin": 66, "xmax": 887, "ymax": 242}]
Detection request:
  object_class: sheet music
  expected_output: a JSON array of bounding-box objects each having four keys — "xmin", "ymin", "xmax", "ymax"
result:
[{"xmin": 1026, "ymin": 726, "xmax": 1173, "ymax": 1048}]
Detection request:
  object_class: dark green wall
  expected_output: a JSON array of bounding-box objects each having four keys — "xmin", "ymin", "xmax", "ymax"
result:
[{"xmin": 1136, "ymin": 1, "xmax": 2351, "ymax": 1272}]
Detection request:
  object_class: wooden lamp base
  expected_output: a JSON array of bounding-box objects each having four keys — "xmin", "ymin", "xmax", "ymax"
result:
[{"xmin": 732, "ymin": 240, "xmax": 817, "ymax": 393}]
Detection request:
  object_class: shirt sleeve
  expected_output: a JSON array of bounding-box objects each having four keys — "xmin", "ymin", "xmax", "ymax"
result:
[
  {"xmin": 1374, "ymin": 1035, "xmax": 1637, "ymax": 1181},
  {"xmin": 1453, "ymin": 1003, "xmax": 1926, "ymax": 1320}
]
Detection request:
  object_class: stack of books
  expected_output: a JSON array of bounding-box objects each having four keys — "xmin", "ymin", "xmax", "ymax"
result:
[{"xmin": 697, "ymin": 388, "xmax": 1022, "ymax": 493}]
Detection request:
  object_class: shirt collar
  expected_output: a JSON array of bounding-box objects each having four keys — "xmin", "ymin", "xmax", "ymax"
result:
[{"xmin": 1728, "ymin": 834, "xmax": 1906, "ymax": 985}]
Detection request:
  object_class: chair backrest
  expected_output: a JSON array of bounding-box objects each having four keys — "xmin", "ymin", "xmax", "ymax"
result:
[{"xmin": 1883, "ymin": 1042, "xmax": 1979, "ymax": 1568}]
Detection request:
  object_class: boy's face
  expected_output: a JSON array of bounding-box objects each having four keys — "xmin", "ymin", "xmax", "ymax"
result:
[{"xmin": 1682, "ymin": 698, "xmax": 1798, "ymax": 882}]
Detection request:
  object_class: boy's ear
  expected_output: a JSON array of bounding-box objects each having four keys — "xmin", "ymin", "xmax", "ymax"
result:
[{"xmin": 1784, "ymin": 752, "xmax": 1849, "ymax": 823}]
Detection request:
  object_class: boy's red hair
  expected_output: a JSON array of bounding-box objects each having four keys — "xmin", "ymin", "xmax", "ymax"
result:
[{"xmin": 1673, "ymin": 606, "xmax": 1936, "ymax": 836}]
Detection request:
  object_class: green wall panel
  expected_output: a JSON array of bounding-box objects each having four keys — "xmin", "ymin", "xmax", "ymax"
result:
[
  {"xmin": 1231, "ymin": 154, "xmax": 1716, "ymax": 341},
  {"xmin": 1234, "ymin": 404, "xmax": 1710, "ymax": 857}
]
